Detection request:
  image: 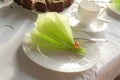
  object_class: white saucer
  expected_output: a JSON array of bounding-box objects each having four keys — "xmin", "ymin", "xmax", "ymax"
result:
[{"xmin": 72, "ymin": 19, "xmax": 108, "ymax": 33}]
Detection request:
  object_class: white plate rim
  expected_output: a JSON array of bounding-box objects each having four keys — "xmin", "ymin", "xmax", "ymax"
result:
[{"xmin": 22, "ymin": 32, "xmax": 100, "ymax": 73}]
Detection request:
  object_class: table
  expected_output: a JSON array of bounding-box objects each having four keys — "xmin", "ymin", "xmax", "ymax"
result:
[{"xmin": 0, "ymin": 0, "xmax": 120, "ymax": 80}]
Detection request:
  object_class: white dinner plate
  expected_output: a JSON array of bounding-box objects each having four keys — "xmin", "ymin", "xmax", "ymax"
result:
[{"xmin": 22, "ymin": 31, "xmax": 100, "ymax": 73}]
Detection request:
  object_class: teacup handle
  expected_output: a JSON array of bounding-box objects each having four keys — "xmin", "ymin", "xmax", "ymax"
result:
[{"xmin": 98, "ymin": 6, "xmax": 105, "ymax": 16}]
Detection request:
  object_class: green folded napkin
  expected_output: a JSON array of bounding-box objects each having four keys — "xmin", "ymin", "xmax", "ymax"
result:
[
  {"xmin": 30, "ymin": 12, "xmax": 86, "ymax": 55},
  {"xmin": 111, "ymin": 0, "xmax": 120, "ymax": 11}
]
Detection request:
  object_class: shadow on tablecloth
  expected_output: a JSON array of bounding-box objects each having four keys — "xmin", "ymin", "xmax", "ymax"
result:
[{"xmin": 114, "ymin": 75, "xmax": 120, "ymax": 80}]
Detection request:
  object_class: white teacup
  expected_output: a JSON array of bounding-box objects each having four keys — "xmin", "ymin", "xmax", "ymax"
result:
[{"xmin": 78, "ymin": 1, "xmax": 105, "ymax": 26}]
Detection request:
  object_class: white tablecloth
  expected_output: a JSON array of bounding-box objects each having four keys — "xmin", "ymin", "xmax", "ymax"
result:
[{"xmin": 0, "ymin": 0, "xmax": 120, "ymax": 80}]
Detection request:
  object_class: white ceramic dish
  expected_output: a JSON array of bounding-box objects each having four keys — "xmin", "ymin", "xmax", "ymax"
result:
[
  {"xmin": 66, "ymin": 5, "xmax": 108, "ymax": 33},
  {"xmin": 22, "ymin": 32, "xmax": 100, "ymax": 73},
  {"xmin": 72, "ymin": 19, "xmax": 108, "ymax": 33}
]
